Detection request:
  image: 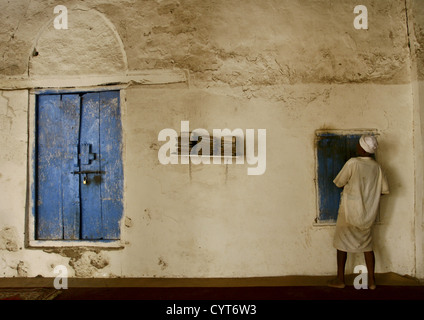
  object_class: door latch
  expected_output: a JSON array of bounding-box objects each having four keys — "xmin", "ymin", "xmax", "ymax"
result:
[
  {"xmin": 70, "ymin": 170, "xmax": 103, "ymax": 175},
  {"xmin": 71, "ymin": 170, "xmax": 103, "ymax": 185}
]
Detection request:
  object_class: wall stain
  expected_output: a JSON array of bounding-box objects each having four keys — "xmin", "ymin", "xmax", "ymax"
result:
[
  {"xmin": 125, "ymin": 216, "xmax": 133, "ymax": 228},
  {"xmin": 17, "ymin": 261, "xmax": 28, "ymax": 277},
  {"xmin": 143, "ymin": 208, "xmax": 152, "ymax": 226},
  {"xmin": 158, "ymin": 257, "xmax": 168, "ymax": 270}
]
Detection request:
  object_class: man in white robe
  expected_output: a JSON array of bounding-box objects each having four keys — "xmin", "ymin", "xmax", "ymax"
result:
[{"xmin": 328, "ymin": 135, "xmax": 389, "ymax": 289}]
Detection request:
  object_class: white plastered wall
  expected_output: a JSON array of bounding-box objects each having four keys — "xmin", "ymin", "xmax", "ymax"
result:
[{"xmin": 0, "ymin": 0, "xmax": 421, "ymax": 278}]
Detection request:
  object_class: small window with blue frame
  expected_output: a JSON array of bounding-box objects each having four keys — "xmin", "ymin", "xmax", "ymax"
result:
[{"xmin": 315, "ymin": 130, "xmax": 376, "ymax": 224}]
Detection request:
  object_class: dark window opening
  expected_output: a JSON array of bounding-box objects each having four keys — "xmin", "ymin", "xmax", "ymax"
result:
[{"xmin": 315, "ymin": 131, "xmax": 376, "ymax": 223}]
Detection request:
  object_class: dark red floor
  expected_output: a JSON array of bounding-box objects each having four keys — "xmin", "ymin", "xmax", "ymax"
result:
[{"xmin": 54, "ymin": 285, "xmax": 424, "ymax": 300}]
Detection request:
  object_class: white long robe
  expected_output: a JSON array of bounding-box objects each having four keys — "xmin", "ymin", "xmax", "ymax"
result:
[{"xmin": 333, "ymin": 157, "xmax": 389, "ymax": 252}]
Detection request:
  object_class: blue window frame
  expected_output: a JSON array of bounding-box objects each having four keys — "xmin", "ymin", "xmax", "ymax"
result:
[
  {"xmin": 35, "ymin": 91, "xmax": 123, "ymax": 240},
  {"xmin": 315, "ymin": 131, "xmax": 375, "ymax": 223}
]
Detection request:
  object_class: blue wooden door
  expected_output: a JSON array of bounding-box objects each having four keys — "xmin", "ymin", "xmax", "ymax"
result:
[{"xmin": 36, "ymin": 91, "xmax": 123, "ymax": 240}]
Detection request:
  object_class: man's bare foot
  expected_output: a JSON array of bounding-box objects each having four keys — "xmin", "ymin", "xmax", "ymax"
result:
[
  {"xmin": 327, "ymin": 278, "xmax": 346, "ymax": 289},
  {"xmin": 368, "ymin": 280, "xmax": 376, "ymax": 290},
  {"xmin": 368, "ymin": 276, "xmax": 376, "ymax": 290}
]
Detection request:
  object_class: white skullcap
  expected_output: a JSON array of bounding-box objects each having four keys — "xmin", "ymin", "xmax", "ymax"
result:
[{"xmin": 359, "ymin": 135, "xmax": 378, "ymax": 154}]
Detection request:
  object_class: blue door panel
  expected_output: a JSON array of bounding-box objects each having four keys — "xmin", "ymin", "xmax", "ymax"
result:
[
  {"xmin": 99, "ymin": 91, "xmax": 123, "ymax": 240},
  {"xmin": 36, "ymin": 95, "xmax": 64, "ymax": 239},
  {"xmin": 80, "ymin": 93, "xmax": 102, "ymax": 240},
  {"xmin": 36, "ymin": 91, "xmax": 123, "ymax": 240},
  {"xmin": 61, "ymin": 94, "xmax": 81, "ymax": 240}
]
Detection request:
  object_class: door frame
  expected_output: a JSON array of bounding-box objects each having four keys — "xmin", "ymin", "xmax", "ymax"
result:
[{"xmin": 27, "ymin": 86, "xmax": 127, "ymax": 248}]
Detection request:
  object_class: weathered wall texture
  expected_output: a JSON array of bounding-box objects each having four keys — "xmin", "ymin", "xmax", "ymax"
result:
[
  {"xmin": 0, "ymin": 0, "xmax": 423, "ymax": 278},
  {"xmin": 409, "ymin": 0, "xmax": 424, "ymax": 279}
]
